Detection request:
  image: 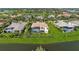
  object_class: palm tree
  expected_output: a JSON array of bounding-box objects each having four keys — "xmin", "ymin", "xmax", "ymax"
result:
[{"xmin": 35, "ymin": 46, "xmax": 45, "ymax": 51}]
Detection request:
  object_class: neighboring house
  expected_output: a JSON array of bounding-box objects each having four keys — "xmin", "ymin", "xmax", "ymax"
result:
[
  {"xmin": 70, "ymin": 20, "xmax": 79, "ymax": 27},
  {"xmin": 10, "ymin": 14, "xmax": 22, "ymax": 18},
  {"xmin": 62, "ymin": 12, "xmax": 71, "ymax": 17},
  {"xmin": 57, "ymin": 12, "xmax": 71, "ymax": 17},
  {"xmin": 31, "ymin": 22, "xmax": 48, "ymax": 33},
  {"xmin": 54, "ymin": 20, "xmax": 75, "ymax": 32},
  {"xmin": 24, "ymin": 15, "xmax": 32, "ymax": 19},
  {"xmin": 0, "ymin": 20, "xmax": 6, "ymax": 27},
  {"xmin": 36, "ymin": 16, "xmax": 44, "ymax": 20},
  {"xmin": 4, "ymin": 22, "xmax": 26, "ymax": 33},
  {"xmin": 10, "ymin": 15, "xmax": 17, "ymax": 18},
  {"xmin": 48, "ymin": 15, "xmax": 55, "ymax": 18}
]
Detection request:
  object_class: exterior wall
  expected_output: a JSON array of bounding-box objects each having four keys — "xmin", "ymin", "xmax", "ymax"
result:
[
  {"xmin": 4, "ymin": 29, "xmax": 22, "ymax": 33},
  {"xmin": 4, "ymin": 29, "xmax": 14, "ymax": 33},
  {"xmin": 44, "ymin": 27, "xmax": 48, "ymax": 33},
  {"xmin": 31, "ymin": 28, "xmax": 40, "ymax": 32},
  {"xmin": 4, "ymin": 27, "xmax": 22, "ymax": 33},
  {"xmin": 31, "ymin": 27, "xmax": 48, "ymax": 33},
  {"xmin": 63, "ymin": 27, "xmax": 74, "ymax": 32}
]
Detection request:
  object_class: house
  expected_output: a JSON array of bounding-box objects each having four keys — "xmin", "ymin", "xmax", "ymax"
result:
[
  {"xmin": 4, "ymin": 22, "xmax": 26, "ymax": 33},
  {"xmin": 54, "ymin": 20, "xmax": 75, "ymax": 32},
  {"xmin": 48, "ymin": 15, "xmax": 55, "ymax": 18},
  {"xmin": 31, "ymin": 22, "xmax": 48, "ymax": 33},
  {"xmin": 70, "ymin": 20, "xmax": 79, "ymax": 27},
  {"xmin": 58, "ymin": 12, "xmax": 71, "ymax": 17},
  {"xmin": 0, "ymin": 20, "xmax": 5, "ymax": 25},
  {"xmin": 10, "ymin": 15, "xmax": 17, "ymax": 18},
  {"xmin": 24, "ymin": 15, "xmax": 32, "ymax": 19},
  {"xmin": 36, "ymin": 16, "xmax": 44, "ymax": 20},
  {"xmin": 62, "ymin": 12, "xmax": 71, "ymax": 17},
  {"xmin": 0, "ymin": 20, "xmax": 6, "ymax": 27}
]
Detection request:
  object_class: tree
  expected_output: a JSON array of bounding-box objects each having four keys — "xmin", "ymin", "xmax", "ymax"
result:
[{"xmin": 35, "ymin": 46, "xmax": 45, "ymax": 51}]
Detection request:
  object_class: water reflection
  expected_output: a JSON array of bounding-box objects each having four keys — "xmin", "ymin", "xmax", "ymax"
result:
[{"xmin": 0, "ymin": 41, "xmax": 79, "ymax": 51}]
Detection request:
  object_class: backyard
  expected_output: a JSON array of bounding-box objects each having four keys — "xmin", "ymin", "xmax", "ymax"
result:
[{"xmin": 0, "ymin": 20, "xmax": 79, "ymax": 44}]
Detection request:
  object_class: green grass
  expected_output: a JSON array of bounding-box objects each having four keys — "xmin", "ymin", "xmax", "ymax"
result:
[{"xmin": 0, "ymin": 21, "xmax": 79, "ymax": 44}]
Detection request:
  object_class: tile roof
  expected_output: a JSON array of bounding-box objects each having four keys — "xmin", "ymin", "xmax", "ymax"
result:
[
  {"xmin": 55, "ymin": 20, "xmax": 75, "ymax": 27},
  {"xmin": 7, "ymin": 22, "xmax": 26, "ymax": 31},
  {"xmin": 31, "ymin": 22, "xmax": 48, "ymax": 28}
]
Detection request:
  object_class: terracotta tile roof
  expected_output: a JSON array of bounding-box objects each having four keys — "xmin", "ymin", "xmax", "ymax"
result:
[
  {"xmin": 0, "ymin": 20, "xmax": 6, "ymax": 25},
  {"xmin": 31, "ymin": 22, "xmax": 48, "ymax": 28},
  {"xmin": 58, "ymin": 12, "xmax": 71, "ymax": 17},
  {"xmin": 62, "ymin": 12, "xmax": 71, "ymax": 17}
]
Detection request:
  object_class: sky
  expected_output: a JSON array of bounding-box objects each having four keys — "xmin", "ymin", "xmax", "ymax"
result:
[{"xmin": 0, "ymin": 0, "xmax": 79, "ymax": 8}]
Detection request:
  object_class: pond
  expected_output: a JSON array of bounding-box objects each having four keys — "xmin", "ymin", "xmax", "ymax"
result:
[{"xmin": 0, "ymin": 41, "xmax": 79, "ymax": 51}]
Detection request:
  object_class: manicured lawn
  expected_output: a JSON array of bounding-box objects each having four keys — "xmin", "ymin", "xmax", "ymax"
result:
[{"xmin": 0, "ymin": 21, "xmax": 79, "ymax": 44}]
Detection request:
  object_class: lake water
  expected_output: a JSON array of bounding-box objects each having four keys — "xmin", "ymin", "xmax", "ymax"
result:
[{"xmin": 0, "ymin": 41, "xmax": 79, "ymax": 51}]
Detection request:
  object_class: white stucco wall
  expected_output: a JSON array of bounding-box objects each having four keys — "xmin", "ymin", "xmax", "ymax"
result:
[{"xmin": 44, "ymin": 27, "xmax": 48, "ymax": 33}]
